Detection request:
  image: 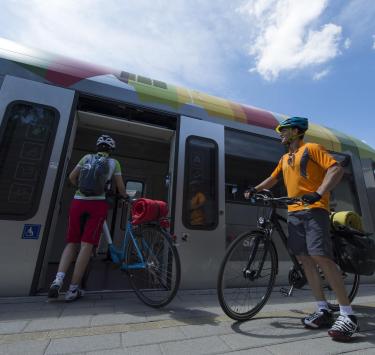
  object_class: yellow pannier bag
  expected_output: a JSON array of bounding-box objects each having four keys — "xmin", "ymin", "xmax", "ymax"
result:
[{"xmin": 330, "ymin": 211, "xmax": 363, "ymax": 233}]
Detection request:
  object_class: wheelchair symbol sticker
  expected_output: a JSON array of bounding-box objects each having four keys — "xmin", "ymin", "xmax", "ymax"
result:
[{"xmin": 22, "ymin": 224, "xmax": 41, "ymax": 240}]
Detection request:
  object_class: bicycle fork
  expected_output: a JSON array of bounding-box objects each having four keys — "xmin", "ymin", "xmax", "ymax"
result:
[{"xmin": 243, "ymin": 234, "xmax": 269, "ymax": 281}]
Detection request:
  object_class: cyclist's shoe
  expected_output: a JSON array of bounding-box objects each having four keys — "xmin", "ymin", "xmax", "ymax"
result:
[
  {"xmin": 328, "ymin": 315, "xmax": 359, "ymax": 341},
  {"xmin": 65, "ymin": 288, "xmax": 84, "ymax": 302},
  {"xmin": 302, "ymin": 309, "xmax": 333, "ymax": 329},
  {"xmin": 48, "ymin": 279, "xmax": 63, "ymax": 299}
]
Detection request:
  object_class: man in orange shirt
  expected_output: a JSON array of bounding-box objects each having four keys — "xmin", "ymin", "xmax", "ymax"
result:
[{"xmin": 245, "ymin": 117, "xmax": 359, "ymax": 341}]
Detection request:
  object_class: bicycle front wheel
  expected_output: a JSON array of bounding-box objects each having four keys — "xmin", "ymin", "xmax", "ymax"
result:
[
  {"xmin": 125, "ymin": 226, "xmax": 181, "ymax": 308},
  {"xmin": 217, "ymin": 231, "xmax": 277, "ymax": 321}
]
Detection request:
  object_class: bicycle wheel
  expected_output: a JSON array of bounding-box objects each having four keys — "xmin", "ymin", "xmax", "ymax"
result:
[
  {"xmin": 217, "ymin": 230, "xmax": 277, "ymax": 321},
  {"xmin": 125, "ymin": 226, "xmax": 181, "ymax": 308},
  {"xmin": 323, "ymin": 268, "xmax": 360, "ymax": 312}
]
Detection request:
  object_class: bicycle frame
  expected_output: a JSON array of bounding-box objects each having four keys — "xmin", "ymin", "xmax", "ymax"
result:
[
  {"xmin": 271, "ymin": 211, "xmax": 305, "ymax": 276},
  {"xmin": 101, "ymin": 204, "xmax": 151, "ymax": 271},
  {"xmin": 249, "ymin": 203, "xmax": 306, "ymax": 295}
]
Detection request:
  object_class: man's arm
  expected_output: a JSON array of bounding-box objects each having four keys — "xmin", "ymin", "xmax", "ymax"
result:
[
  {"xmin": 301, "ymin": 163, "xmax": 344, "ymax": 204},
  {"xmin": 316, "ymin": 163, "xmax": 344, "ymax": 196},
  {"xmin": 244, "ymin": 176, "xmax": 278, "ymax": 199},
  {"xmin": 255, "ymin": 176, "xmax": 279, "ymax": 192},
  {"xmin": 114, "ymin": 175, "xmax": 127, "ymax": 198},
  {"xmin": 69, "ymin": 166, "xmax": 80, "ymax": 186}
]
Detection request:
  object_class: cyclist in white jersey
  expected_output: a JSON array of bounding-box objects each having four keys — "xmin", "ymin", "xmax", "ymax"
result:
[{"xmin": 48, "ymin": 135, "xmax": 127, "ymax": 302}]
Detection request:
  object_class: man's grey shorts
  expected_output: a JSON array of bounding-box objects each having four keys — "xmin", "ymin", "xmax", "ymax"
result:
[{"xmin": 287, "ymin": 208, "xmax": 333, "ymax": 258}]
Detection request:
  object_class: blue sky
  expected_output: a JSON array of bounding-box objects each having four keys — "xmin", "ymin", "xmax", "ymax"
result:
[{"xmin": 1, "ymin": 0, "xmax": 374, "ymax": 148}]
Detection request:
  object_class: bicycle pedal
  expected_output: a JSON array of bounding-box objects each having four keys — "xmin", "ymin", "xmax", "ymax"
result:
[
  {"xmin": 280, "ymin": 286, "xmax": 294, "ymax": 297},
  {"xmin": 280, "ymin": 287, "xmax": 289, "ymax": 296}
]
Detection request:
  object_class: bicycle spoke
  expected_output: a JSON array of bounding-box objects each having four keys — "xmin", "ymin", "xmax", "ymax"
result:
[
  {"xmin": 217, "ymin": 231, "xmax": 277, "ymax": 321},
  {"xmin": 125, "ymin": 227, "xmax": 181, "ymax": 307}
]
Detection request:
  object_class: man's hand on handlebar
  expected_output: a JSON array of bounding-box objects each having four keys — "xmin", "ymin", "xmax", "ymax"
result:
[
  {"xmin": 244, "ymin": 187, "xmax": 257, "ymax": 200},
  {"xmin": 301, "ymin": 192, "xmax": 321, "ymax": 204}
]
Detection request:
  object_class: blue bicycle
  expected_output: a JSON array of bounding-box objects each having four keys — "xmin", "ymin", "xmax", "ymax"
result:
[{"xmin": 101, "ymin": 198, "xmax": 181, "ymax": 307}]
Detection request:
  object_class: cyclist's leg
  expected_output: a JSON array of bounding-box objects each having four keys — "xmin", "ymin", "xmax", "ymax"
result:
[
  {"xmin": 304, "ymin": 209, "xmax": 359, "ymax": 339},
  {"xmin": 288, "ymin": 211, "xmax": 333, "ymax": 328},
  {"xmin": 60, "ymin": 200, "xmax": 83, "ymax": 270},
  {"xmin": 56, "ymin": 244, "xmax": 80, "ymax": 274},
  {"xmin": 304, "ymin": 209, "xmax": 351, "ymax": 305},
  {"xmin": 298, "ymin": 255, "xmax": 325, "ymax": 300},
  {"xmin": 48, "ymin": 200, "xmax": 81, "ymax": 298},
  {"xmin": 70, "ymin": 242, "xmax": 95, "ymax": 285},
  {"xmin": 67, "ymin": 200, "xmax": 108, "ymax": 300},
  {"xmin": 311, "ymin": 256, "xmax": 350, "ymax": 305}
]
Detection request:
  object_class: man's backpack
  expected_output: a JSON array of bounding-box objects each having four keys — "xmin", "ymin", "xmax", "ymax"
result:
[
  {"xmin": 78, "ymin": 154, "xmax": 110, "ymax": 196},
  {"xmin": 332, "ymin": 226, "xmax": 375, "ymax": 276}
]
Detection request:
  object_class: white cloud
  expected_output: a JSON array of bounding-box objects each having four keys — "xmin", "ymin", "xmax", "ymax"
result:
[
  {"xmin": 313, "ymin": 69, "xmax": 330, "ymax": 81},
  {"xmin": 344, "ymin": 38, "xmax": 351, "ymax": 49},
  {"xmin": 372, "ymin": 35, "xmax": 375, "ymax": 49},
  {"xmin": 0, "ymin": 0, "xmax": 243, "ymax": 91},
  {"xmin": 238, "ymin": 0, "xmax": 343, "ymax": 80}
]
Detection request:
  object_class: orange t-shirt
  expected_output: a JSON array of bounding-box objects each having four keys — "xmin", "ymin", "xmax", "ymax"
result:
[{"xmin": 271, "ymin": 141, "xmax": 338, "ymax": 212}]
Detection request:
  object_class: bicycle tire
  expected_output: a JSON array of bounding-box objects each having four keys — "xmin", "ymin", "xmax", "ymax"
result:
[
  {"xmin": 217, "ymin": 230, "xmax": 277, "ymax": 321},
  {"xmin": 125, "ymin": 226, "xmax": 181, "ymax": 308}
]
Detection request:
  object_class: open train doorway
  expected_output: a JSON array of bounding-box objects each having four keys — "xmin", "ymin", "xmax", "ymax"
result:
[{"xmin": 37, "ymin": 107, "xmax": 175, "ymax": 293}]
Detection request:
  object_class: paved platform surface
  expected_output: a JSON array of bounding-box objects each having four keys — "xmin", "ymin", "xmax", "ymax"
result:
[{"xmin": 0, "ymin": 284, "xmax": 374, "ymax": 355}]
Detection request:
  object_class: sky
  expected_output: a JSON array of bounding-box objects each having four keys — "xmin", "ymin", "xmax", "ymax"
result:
[{"xmin": 1, "ymin": 0, "xmax": 375, "ymax": 148}]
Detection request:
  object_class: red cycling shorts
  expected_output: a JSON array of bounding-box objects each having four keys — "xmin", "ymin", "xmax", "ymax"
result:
[{"xmin": 66, "ymin": 199, "xmax": 109, "ymax": 246}]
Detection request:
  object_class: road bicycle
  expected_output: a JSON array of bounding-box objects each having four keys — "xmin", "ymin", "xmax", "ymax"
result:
[
  {"xmin": 93, "ymin": 198, "xmax": 181, "ymax": 308},
  {"xmin": 217, "ymin": 190, "xmax": 360, "ymax": 321}
]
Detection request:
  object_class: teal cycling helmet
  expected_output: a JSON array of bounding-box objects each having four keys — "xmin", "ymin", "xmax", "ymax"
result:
[{"xmin": 275, "ymin": 117, "xmax": 309, "ymax": 133}]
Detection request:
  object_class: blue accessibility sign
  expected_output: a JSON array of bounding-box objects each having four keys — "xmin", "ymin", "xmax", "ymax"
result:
[{"xmin": 22, "ymin": 224, "xmax": 41, "ymax": 240}]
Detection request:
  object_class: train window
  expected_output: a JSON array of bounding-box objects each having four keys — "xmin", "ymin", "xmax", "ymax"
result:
[
  {"xmin": 328, "ymin": 152, "xmax": 361, "ymax": 214},
  {"xmin": 183, "ymin": 136, "xmax": 218, "ymax": 230},
  {"xmin": 0, "ymin": 101, "xmax": 59, "ymax": 220},
  {"xmin": 330, "ymin": 174, "xmax": 361, "ymax": 214},
  {"xmin": 225, "ymin": 128, "xmax": 284, "ymax": 162},
  {"xmin": 225, "ymin": 129, "xmax": 285, "ymax": 203},
  {"xmin": 225, "ymin": 155, "xmax": 285, "ymax": 203},
  {"xmin": 125, "ymin": 180, "xmax": 144, "ymax": 198}
]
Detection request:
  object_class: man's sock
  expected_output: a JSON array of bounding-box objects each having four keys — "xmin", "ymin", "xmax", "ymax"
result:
[
  {"xmin": 68, "ymin": 284, "xmax": 79, "ymax": 292},
  {"xmin": 56, "ymin": 272, "xmax": 65, "ymax": 282},
  {"xmin": 317, "ymin": 301, "xmax": 329, "ymax": 312},
  {"xmin": 339, "ymin": 305, "xmax": 354, "ymax": 316}
]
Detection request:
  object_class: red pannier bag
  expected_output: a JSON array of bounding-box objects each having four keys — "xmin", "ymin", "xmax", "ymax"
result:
[{"xmin": 132, "ymin": 198, "xmax": 169, "ymax": 226}]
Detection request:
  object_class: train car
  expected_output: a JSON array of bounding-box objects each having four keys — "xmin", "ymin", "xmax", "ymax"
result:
[{"xmin": 1, "ymin": 38, "xmax": 374, "ymax": 296}]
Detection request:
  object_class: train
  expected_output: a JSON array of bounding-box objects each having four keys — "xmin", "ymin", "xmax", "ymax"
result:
[{"xmin": 0, "ymin": 37, "xmax": 374, "ymax": 296}]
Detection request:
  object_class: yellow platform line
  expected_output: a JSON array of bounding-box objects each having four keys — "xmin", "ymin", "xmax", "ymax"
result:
[{"xmin": 1, "ymin": 303, "xmax": 374, "ymax": 345}]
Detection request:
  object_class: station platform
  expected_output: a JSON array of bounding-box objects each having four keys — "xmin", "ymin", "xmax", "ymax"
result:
[{"xmin": 0, "ymin": 284, "xmax": 374, "ymax": 354}]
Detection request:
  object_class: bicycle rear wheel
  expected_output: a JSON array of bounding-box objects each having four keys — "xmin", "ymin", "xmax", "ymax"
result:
[
  {"xmin": 125, "ymin": 226, "xmax": 181, "ymax": 308},
  {"xmin": 217, "ymin": 231, "xmax": 277, "ymax": 321}
]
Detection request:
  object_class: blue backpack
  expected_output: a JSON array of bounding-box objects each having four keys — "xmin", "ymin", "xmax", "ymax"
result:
[{"xmin": 78, "ymin": 154, "xmax": 110, "ymax": 196}]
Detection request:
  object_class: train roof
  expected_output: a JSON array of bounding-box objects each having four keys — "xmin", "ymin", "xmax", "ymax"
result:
[{"xmin": 0, "ymin": 37, "xmax": 374, "ymax": 161}]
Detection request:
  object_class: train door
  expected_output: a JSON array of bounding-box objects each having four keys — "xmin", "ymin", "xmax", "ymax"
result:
[
  {"xmin": 0, "ymin": 75, "xmax": 75, "ymax": 296},
  {"xmin": 174, "ymin": 116, "xmax": 225, "ymax": 288},
  {"xmin": 38, "ymin": 110, "xmax": 175, "ymax": 292}
]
